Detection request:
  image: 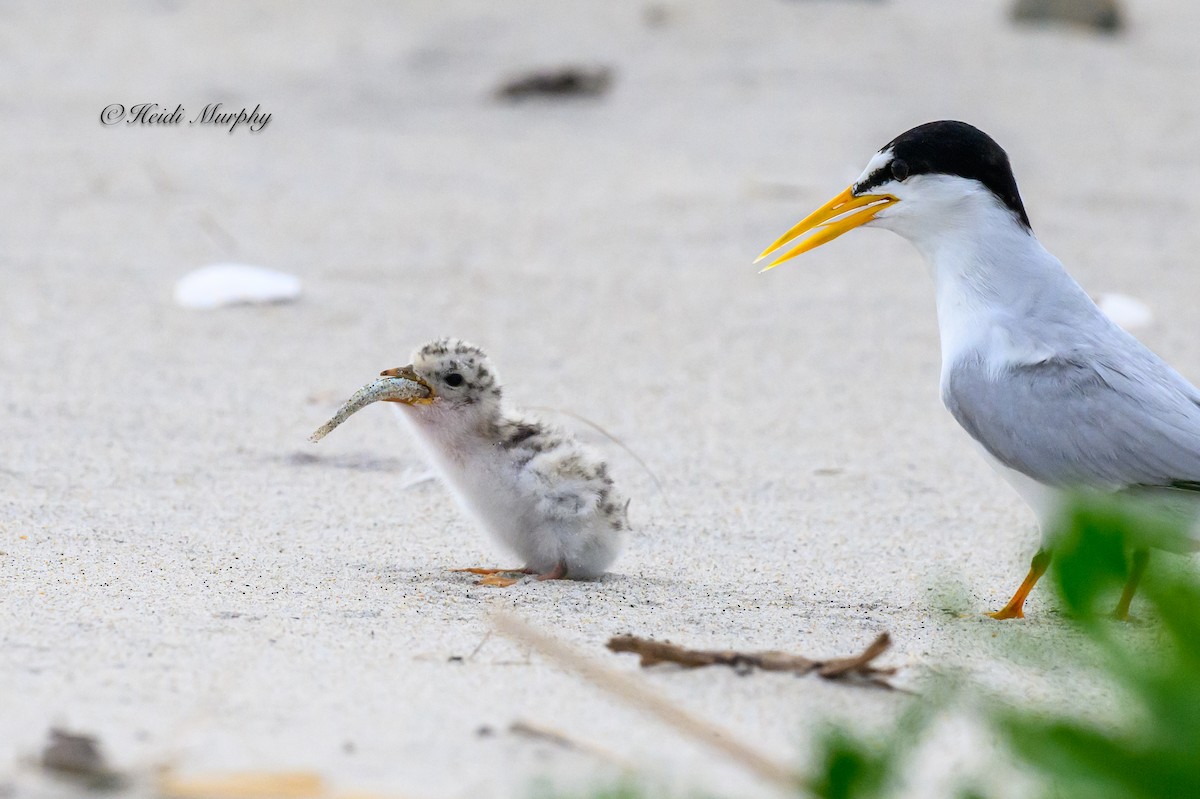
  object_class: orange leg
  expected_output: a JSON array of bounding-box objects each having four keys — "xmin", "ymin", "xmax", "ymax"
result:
[
  {"xmin": 988, "ymin": 549, "xmax": 1051, "ymax": 620},
  {"xmin": 1113, "ymin": 549, "xmax": 1149, "ymax": 621},
  {"xmin": 450, "ymin": 567, "xmax": 531, "ymax": 576},
  {"xmin": 450, "ymin": 567, "xmax": 532, "ymax": 588},
  {"xmin": 450, "ymin": 563, "xmax": 568, "ymax": 586},
  {"xmin": 478, "ymin": 574, "xmax": 520, "ymax": 587}
]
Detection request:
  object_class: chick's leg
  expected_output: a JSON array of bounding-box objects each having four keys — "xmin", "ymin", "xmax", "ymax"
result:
[
  {"xmin": 536, "ymin": 562, "xmax": 568, "ymax": 581},
  {"xmin": 451, "ymin": 567, "xmax": 534, "ymax": 576},
  {"xmin": 450, "ymin": 567, "xmax": 534, "ymax": 588}
]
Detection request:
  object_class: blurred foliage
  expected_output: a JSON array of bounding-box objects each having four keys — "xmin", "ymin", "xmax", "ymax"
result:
[
  {"xmin": 545, "ymin": 495, "xmax": 1200, "ymax": 799},
  {"xmin": 806, "ymin": 494, "xmax": 1200, "ymax": 799},
  {"xmin": 995, "ymin": 495, "xmax": 1200, "ymax": 799},
  {"xmin": 805, "ymin": 696, "xmax": 940, "ymax": 799},
  {"xmin": 805, "ymin": 727, "xmax": 895, "ymax": 799}
]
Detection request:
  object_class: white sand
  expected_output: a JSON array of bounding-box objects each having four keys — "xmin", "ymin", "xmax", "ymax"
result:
[{"xmin": 3, "ymin": 1, "xmax": 1200, "ymax": 796}]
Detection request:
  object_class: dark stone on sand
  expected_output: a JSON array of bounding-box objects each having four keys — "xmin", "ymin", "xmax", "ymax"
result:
[
  {"xmin": 1011, "ymin": 0, "xmax": 1124, "ymax": 33},
  {"xmin": 40, "ymin": 729, "xmax": 126, "ymax": 791},
  {"xmin": 495, "ymin": 66, "xmax": 613, "ymax": 101}
]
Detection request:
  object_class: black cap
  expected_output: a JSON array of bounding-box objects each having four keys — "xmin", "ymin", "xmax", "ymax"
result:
[{"xmin": 855, "ymin": 121, "xmax": 1031, "ymax": 229}]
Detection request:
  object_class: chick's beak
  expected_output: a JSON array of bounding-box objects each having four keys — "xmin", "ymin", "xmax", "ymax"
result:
[
  {"xmin": 379, "ymin": 365, "xmax": 435, "ymax": 402},
  {"xmin": 755, "ymin": 186, "xmax": 898, "ymax": 271}
]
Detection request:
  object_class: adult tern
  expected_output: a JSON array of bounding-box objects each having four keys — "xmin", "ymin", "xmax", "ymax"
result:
[{"xmin": 757, "ymin": 120, "xmax": 1200, "ymax": 619}]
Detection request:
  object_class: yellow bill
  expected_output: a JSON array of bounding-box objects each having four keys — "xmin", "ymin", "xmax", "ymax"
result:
[{"xmin": 755, "ymin": 186, "xmax": 898, "ymax": 271}]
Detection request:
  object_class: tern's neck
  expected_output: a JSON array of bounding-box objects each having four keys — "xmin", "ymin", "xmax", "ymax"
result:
[
  {"xmin": 901, "ymin": 204, "xmax": 1097, "ymax": 373},
  {"xmin": 397, "ymin": 402, "xmax": 503, "ymax": 464}
]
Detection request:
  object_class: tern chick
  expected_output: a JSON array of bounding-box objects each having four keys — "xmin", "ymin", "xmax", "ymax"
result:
[
  {"xmin": 758, "ymin": 120, "xmax": 1200, "ymax": 619},
  {"xmin": 383, "ymin": 338, "xmax": 628, "ymax": 585}
]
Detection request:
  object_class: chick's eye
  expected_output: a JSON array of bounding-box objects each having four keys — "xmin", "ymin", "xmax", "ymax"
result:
[
  {"xmin": 891, "ymin": 159, "xmax": 910, "ymax": 181},
  {"xmin": 444, "ymin": 373, "xmax": 465, "ymax": 387}
]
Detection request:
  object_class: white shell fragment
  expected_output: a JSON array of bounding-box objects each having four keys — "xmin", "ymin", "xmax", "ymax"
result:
[
  {"xmin": 173, "ymin": 263, "xmax": 302, "ymax": 309},
  {"xmin": 1096, "ymin": 292, "xmax": 1153, "ymax": 331},
  {"xmin": 309, "ymin": 376, "xmax": 431, "ymax": 443}
]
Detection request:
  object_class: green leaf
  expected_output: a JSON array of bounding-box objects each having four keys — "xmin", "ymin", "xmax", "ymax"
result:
[{"xmin": 807, "ymin": 728, "xmax": 895, "ymax": 799}]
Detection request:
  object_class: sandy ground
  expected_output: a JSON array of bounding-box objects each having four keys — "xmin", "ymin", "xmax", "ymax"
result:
[{"xmin": 3, "ymin": 1, "xmax": 1200, "ymax": 797}]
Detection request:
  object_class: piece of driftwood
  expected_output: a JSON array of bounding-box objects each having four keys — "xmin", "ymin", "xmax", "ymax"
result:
[
  {"xmin": 607, "ymin": 632, "xmax": 898, "ymax": 689},
  {"xmin": 492, "ymin": 612, "xmax": 800, "ymax": 789}
]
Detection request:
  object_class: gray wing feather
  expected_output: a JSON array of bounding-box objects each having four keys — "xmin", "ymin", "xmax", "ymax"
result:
[{"xmin": 944, "ymin": 348, "xmax": 1200, "ymax": 491}]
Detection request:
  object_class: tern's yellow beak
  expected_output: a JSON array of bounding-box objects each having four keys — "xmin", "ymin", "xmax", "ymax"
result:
[
  {"xmin": 379, "ymin": 365, "xmax": 435, "ymax": 403},
  {"xmin": 755, "ymin": 186, "xmax": 898, "ymax": 271}
]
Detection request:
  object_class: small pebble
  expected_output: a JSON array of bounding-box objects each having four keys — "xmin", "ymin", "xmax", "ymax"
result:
[{"xmin": 40, "ymin": 728, "xmax": 125, "ymax": 790}]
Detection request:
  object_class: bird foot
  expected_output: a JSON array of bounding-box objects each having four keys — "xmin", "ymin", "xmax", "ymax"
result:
[
  {"xmin": 451, "ymin": 567, "xmax": 532, "ymax": 576},
  {"xmin": 987, "ymin": 552, "xmax": 1048, "ymax": 620},
  {"xmin": 449, "ymin": 564, "xmax": 567, "ymax": 586},
  {"xmin": 450, "ymin": 567, "xmax": 532, "ymax": 588},
  {"xmin": 478, "ymin": 573, "xmax": 521, "ymax": 588}
]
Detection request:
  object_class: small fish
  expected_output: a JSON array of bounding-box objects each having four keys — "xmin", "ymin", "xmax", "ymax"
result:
[{"xmin": 309, "ymin": 375, "xmax": 431, "ymax": 443}]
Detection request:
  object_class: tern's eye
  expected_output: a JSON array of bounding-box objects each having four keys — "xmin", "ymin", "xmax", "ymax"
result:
[
  {"xmin": 891, "ymin": 159, "xmax": 910, "ymax": 181},
  {"xmin": 444, "ymin": 373, "xmax": 465, "ymax": 387}
]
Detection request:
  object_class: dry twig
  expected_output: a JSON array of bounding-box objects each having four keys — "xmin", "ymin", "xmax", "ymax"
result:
[
  {"xmin": 607, "ymin": 632, "xmax": 898, "ymax": 689},
  {"xmin": 491, "ymin": 612, "xmax": 800, "ymax": 791}
]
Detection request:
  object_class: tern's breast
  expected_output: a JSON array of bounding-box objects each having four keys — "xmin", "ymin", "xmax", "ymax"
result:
[{"xmin": 421, "ymin": 435, "xmax": 537, "ymax": 535}]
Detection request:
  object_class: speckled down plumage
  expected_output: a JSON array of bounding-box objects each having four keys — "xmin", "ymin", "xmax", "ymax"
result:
[{"xmin": 395, "ymin": 338, "xmax": 629, "ymax": 580}]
